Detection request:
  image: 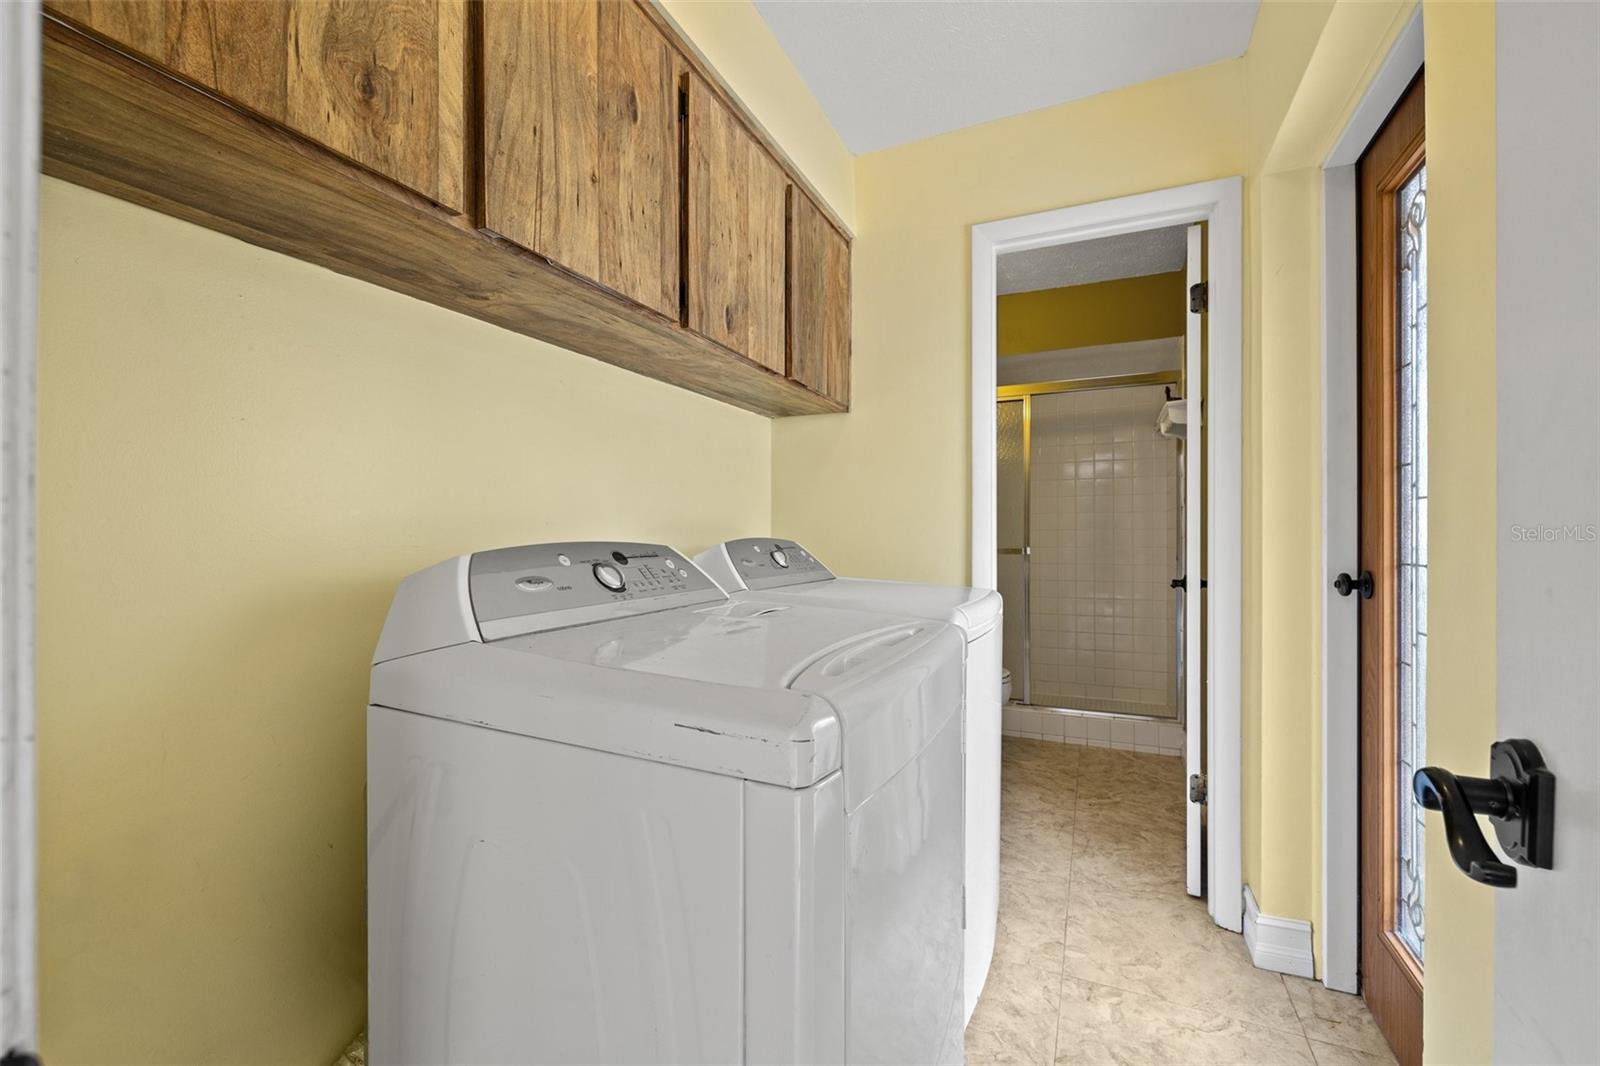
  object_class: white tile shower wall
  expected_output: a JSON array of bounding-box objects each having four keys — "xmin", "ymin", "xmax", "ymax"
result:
[
  {"xmin": 1003, "ymin": 705, "xmax": 1186, "ymax": 756},
  {"xmin": 1027, "ymin": 385, "xmax": 1180, "ymax": 717}
]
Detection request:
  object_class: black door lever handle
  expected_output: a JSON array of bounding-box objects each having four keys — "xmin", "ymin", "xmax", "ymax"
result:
[
  {"xmin": 1413, "ymin": 767, "xmax": 1518, "ymax": 887},
  {"xmin": 1334, "ymin": 570, "xmax": 1374, "ymax": 598},
  {"xmin": 1413, "ymin": 739, "xmax": 1557, "ymax": 889}
]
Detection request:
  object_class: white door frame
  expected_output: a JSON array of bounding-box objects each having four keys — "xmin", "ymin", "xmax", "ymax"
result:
[
  {"xmin": 971, "ymin": 177, "xmax": 1244, "ymax": 933},
  {"xmin": 0, "ymin": 1, "xmax": 41, "ymax": 1059},
  {"xmin": 1318, "ymin": 9, "xmax": 1423, "ymax": 995}
]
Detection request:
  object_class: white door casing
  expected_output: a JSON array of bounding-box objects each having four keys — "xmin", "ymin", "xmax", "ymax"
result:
[
  {"xmin": 971, "ymin": 178, "xmax": 1244, "ymax": 932},
  {"xmin": 0, "ymin": 0, "xmax": 41, "ymax": 1058}
]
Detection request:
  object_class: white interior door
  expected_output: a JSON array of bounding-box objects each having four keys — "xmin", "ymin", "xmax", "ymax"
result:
[
  {"xmin": 1493, "ymin": 5, "xmax": 1599, "ymax": 1061},
  {"xmin": 1184, "ymin": 223, "xmax": 1204, "ymax": 898}
]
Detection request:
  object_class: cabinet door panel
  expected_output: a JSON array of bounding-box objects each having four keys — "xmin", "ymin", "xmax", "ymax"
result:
[
  {"xmin": 596, "ymin": 1, "xmax": 681, "ymax": 320},
  {"xmin": 288, "ymin": 1, "xmax": 467, "ymax": 214},
  {"xmin": 482, "ymin": 0, "xmax": 679, "ymax": 319},
  {"xmin": 787, "ymin": 188, "xmax": 851, "ymax": 405},
  {"xmin": 45, "ymin": 0, "xmax": 467, "ymax": 213},
  {"xmin": 685, "ymin": 76, "xmax": 787, "ymax": 373},
  {"xmin": 482, "ymin": 0, "xmax": 601, "ymax": 281}
]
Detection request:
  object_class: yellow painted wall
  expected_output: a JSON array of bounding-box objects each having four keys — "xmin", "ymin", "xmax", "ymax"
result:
[
  {"xmin": 1418, "ymin": 1, "xmax": 1498, "ymax": 1059},
  {"xmin": 36, "ymin": 178, "xmax": 773, "ymax": 1063},
  {"xmin": 771, "ymin": 58, "xmax": 1248, "ymax": 582},
  {"xmin": 1238, "ymin": 0, "xmax": 1421, "ymax": 977},
  {"xmin": 996, "ymin": 272, "xmax": 1186, "ymax": 356}
]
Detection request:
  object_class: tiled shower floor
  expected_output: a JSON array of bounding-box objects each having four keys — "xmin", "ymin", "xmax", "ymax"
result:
[{"xmin": 968, "ymin": 738, "xmax": 1399, "ymax": 1065}]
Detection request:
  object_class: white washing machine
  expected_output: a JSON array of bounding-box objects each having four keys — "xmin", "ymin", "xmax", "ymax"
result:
[
  {"xmin": 695, "ymin": 538, "xmax": 1003, "ymax": 1022},
  {"xmin": 368, "ymin": 541, "xmax": 967, "ymax": 1065}
]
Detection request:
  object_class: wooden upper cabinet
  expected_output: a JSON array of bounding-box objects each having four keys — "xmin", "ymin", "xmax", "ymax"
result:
[
  {"xmin": 787, "ymin": 188, "xmax": 851, "ymax": 406},
  {"xmin": 481, "ymin": 0, "xmax": 681, "ymax": 320},
  {"xmin": 44, "ymin": 0, "xmax": 468, "ymax": 213},
  {"xmin": 684, "ymin": 75, "xmax": 789, "ymax": 374}
]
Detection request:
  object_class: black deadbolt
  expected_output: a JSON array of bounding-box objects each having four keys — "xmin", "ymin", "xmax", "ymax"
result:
[{"xmin": 1334, "ymin": 570, "xmax": 1374, "ymax": 599}]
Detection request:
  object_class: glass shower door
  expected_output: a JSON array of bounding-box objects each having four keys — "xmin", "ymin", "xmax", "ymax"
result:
[{"xmin": 997, "ymin": 398, "xmax": 1027, "ymax": 705}]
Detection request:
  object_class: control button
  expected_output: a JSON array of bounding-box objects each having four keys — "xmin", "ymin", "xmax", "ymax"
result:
[
  {"xmin": 678, "ymin": 569, "xmax": 689, "ymax": 578},
  {"xmin": 771, "ymin": 549, "xmax": 790, "ymax": 569},
  {"xmin": 515, "ymin": 576, "xmax": 554, "ymax": 593},
  {"xmin": 592, "ymin": 562, "xmax": 626, "ymax": 592},
  {"xmin": 611, "ymin": 550, "xmax": 629, "ymax": 565},
  {"xmin": 557, "ymin": 554, "xmax": 571, "ymax": 566}
]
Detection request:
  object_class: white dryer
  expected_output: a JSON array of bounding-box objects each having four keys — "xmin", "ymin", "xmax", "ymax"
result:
[
  {"xmin": 694, "ymin": 539, "xmax": 1003, "ymax": 1022},
  {"xmin": 368, "ymin": 542, "xmax": 967, "ymax": 1065}
]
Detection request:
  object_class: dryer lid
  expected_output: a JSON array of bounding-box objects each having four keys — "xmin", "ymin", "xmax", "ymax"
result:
[{"xmin": 694, "ymin": 539, "xmax": 1001, "ymax": 640}]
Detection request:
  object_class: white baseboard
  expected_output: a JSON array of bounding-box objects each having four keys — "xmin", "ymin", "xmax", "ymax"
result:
[{"xmin": 1242, "ymin": 885, "xmax": 1315, "ymax": 979}]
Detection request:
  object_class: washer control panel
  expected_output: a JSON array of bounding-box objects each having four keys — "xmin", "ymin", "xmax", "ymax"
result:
[
  {"xmin": 469, "ymin": 542, "xmax": 725, "ymax": 638},
  {"xmin": 721, "ymin": 538, "xmax": 835, "ymax": 591}
]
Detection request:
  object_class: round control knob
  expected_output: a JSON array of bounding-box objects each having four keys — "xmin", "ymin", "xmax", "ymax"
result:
[
  {"xmin": 770, "ymin": 549, "xmax": 790, "ymax": 569},
  {"xmin": 592, "ymin": 562, "xmax": 627, "ymax": 592}
]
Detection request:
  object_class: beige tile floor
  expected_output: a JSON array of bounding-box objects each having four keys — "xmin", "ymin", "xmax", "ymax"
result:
[{"xmin": 968, "ymin": 738, "xmax": 1400, "ymax": 1066}]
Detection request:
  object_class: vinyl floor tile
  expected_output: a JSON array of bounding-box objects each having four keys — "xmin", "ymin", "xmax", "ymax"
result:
[{"xmin": 969, "ymin": 737, "xmax": 1397, "ymax": 1066}]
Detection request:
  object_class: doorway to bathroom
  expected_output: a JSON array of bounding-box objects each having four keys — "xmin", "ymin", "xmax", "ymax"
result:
[
  {"xmin": 971, "ymin": 179, "xmax": 1243, "ymax": 929},
  {"xmin": 996, "ymin": 348, "xmax": 1187, "ymax": 722}
]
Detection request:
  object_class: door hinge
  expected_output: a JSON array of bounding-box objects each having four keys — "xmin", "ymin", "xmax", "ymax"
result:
[
  {"xmin": 1189, "ymin": 281, "xmax": 1209, "ymax": 314},
  {"xmin": 1189, "ymin": 772, "xmax": 1207, "ymax": 804}
]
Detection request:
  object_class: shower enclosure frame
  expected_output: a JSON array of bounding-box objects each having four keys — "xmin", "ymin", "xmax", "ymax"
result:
[
  {"xmin": 970, "ymin": 177, "xmax": 1243, "ymax": 935},
  {"xmin": 996, "ymin": 370, "xmax": 1183, "ymax": 715}
]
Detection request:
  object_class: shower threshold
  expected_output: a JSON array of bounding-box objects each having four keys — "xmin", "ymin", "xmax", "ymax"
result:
[{"xmin": 1007, "ymin": 700, "xmax": 1179, "ymax": 725}]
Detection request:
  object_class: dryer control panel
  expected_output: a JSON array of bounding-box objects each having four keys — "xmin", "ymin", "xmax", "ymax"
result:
[
  {"xmin": 470, "ymin": 542, "xmax": 725, "ymax": 639},
  {"xmin": 709, "ymin": 538, "xmax": 835, "ymax": 592}
]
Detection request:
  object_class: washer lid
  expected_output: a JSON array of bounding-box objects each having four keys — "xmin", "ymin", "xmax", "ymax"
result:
[
  {"xmin": 370, "ymin": 635, "xmax": 842, "ymax": 789},
  {"xmin": 505, "ymin": 597, "xmax": 941, "ymax": 692},
  {"xmin": 373, "ymin": 591, "xmax": 963, "ymax": 793}
]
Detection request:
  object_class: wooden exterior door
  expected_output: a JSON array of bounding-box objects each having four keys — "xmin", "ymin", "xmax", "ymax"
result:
[
  {"xmin": 480, "ymin": 0, "xmax": 682, "ymax": 319},
  {"xmin": 684, "ymin": 74, "xmax": 788, "ymax": 374},
  {"xmin": 1356, "ymin": 72, "xmax": 1426, "ymax": 1066}
]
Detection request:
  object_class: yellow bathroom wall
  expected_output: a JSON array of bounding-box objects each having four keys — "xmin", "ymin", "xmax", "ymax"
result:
[
  {"xmin": 771, "ymin": 58, "xmax": 1248, "ymax": 583},
  {"xmin": 996, "ymin": 272, "xmax": 1186, "ymax": 357},
  {"xmin": 36, "ymin": 180, "xmax": 774, "ymax": 1061}
]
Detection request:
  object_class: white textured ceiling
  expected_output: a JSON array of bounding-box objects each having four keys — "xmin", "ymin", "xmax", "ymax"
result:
[
  {"xmin": 754, "ymin": 1, "xmax": 1260, "ymax": 154},
  {"xmin": 998, "ymin": 225, "xmax": 1189, "ymax": 294}
]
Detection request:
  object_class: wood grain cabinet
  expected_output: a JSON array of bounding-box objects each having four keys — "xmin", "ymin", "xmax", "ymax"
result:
[
  {"xmin": 787, "ymin": 188, "xmax": 851, "ymax": 406},
  {"xmin": 45, "ymin": 0, "xmax": 468, "ymax": 213},
  {"xmin": 481, "ymin": 0, "xmax": 682, "ymax": 320},
  {"xmin": 41, "ymin": 0, "xmax": 852, "ymax": 415},
  {"xmin": 684, "ymin": 74, "xmax": 790, "ymax": 375}
]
